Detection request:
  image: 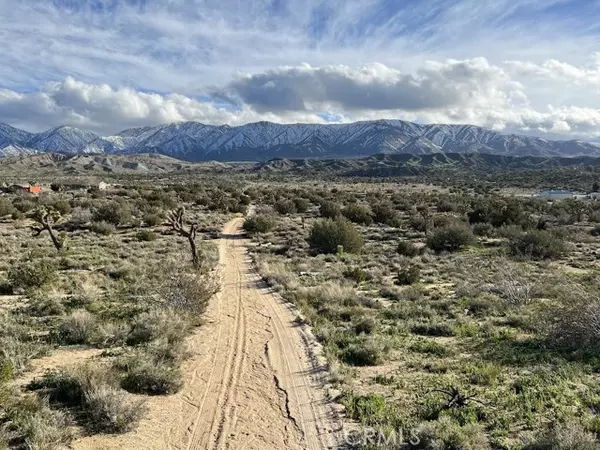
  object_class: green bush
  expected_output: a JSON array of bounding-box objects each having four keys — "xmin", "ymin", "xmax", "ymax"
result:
[
  {"xmin": 426, "ymin": 225, "xmax": 475, "ymax": 253},
  {"xmin": 135, "ymin": 230, "xmax": 157, "ymax": 241},
  {"xmin": 8, "ymin": 259, "xmax": 57, "ymax": 291},
  {"xmin": 319, "ymin": 201, "xmax": 342, "ymax": 219},
  {"xmin": 394, "ymin": 264, "xmax": 421, "ymax": 286},
  {"xmin": 508, "ymin": 230, "xmax": 566, "ymax": 260},
  {"xmin": 91, "ymin": 220, "xmax": 116, "ymax": 235},
  {"xmin": 397, "ymin": 241, "xmax": 422, "ymax": 257},
  {"xmin": 371, "ymin": 201, "xmax": 399, "ymax": 225},
  {"xmin": 274, "ymin": 199, "xmax": 296, "ymax": 215},
  {"xmin": 340, "ymin": 338, "xmax": 386, "ymax": 366},
  {"xmin": 412, "ymin": 417, "xmax": 490, "ymax": 450},
  {"xmin": 342, "ymin": 204, "xmax": 373, "ymax": 225},
  {"xmin": 127, "ymin": 309, "xmax": 189, "ymax": 346},
  {"xmin": 50, "ymin": 198, "xmax": 71, "ymax": 215},
  {"xmin": 143, "ymin": 213, "xmax": 163, "ymax": 227},
  {"xmin": 120, "ymin": 356, "xmax": 183, "ymax": 395},
  {"xmin": 524, "ymin": 421, "xmax": 598, "ymax": 450},
  {"xmin": 157, "ymin": 269, "xmax": 219, "ymax": 317},
  {"xmin": 93, "ymin": 201, "xmax": 132, "ymax": 226},
  {"xmin": 243, "ymin": 215, "xmax": 276, "ymax": 234},
  {"xmin": 308, "ymin": 218, "xmax": 364, "ymax": 254},
  {"xmin": 0, "ymin": 198, "xmax": 15, "ymax": 217},
  {"xmin": 293, "ymin": 198, "xmax": 310, "ymax": 213},
  {"xmin": 57, "ymin": 310, "xmax": 97, "ymax": 345},
  {"xmin": 30, "ymin": 365, "xmax": 144, "ymax": 433}
]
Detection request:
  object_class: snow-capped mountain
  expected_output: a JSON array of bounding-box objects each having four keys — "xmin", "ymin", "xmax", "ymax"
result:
[
  {"xmin": 0, "ymin": 120, "xmax": 599, "ymax": 161},
  {"xmin": 25, "ymin": 126, "xmax": 101, "ymax": 154},
  {"xmin": 0, "ymin": 122, "xmax": 33, "ymax": 149}
]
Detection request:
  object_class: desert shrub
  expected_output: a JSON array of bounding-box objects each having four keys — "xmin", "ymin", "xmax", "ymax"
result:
[
  {"xmin": 409, "ymin": 213, "xmax": 429, "ymax": 232},
  {"xmin": 274, "ymin": 199, "xmax": 296, "ymax": 215},
  {"xmin": 157, "ymin": 269, "xmax": 219, "ymax": 317},
  {"xmin": 293, "ymin": 197, "xmax": 310, "ymax": 213},
  {"xmin": 342, "ymin": 392, "xmax": 387, "ymax": 425},
  {"xmin": 8, "ymin": 259, "xmax": 57, "ymax": 291},
  {"xmin": 135, "ymin": 229, "xmax": 157, "ymax": 241},
  {"xmin": 27, "ymin": 293, "xmax": 65, "ymax": 316},
  {"xmin": 319, "ymin": 200, "xmax": 342, "ymax": 219},
  {"xmin": 243, "ymin": 215, "xmax": 276, "ymax": 234},
  {"xmin": 308, "ymin": 218, "xmax": 364, "ymax": 254},
  {"xmin": 343, "ymin": 267, "xmax": 372, "ymax": 284},
  {"xmin": 143, "ymin": 213, "xmax": 163, "ymax": 227},
  {"xmin": 119, "ymin": 355, "xmax": 183, "ymax": 395},
  {"xmin": 353, "ymin": 316, "xmax": 377, "ymax": 335},
  {"xmin": 397, "ymin": 241, "xmax": 422, "ymax": 257},
  {"xmin": 12, "ymin": 198, "xmax": 36, "ymax": 213},
  {"xmin": 91, "ymin": 220, "xmax": 116, "ymax": 235},
  {"xmin": 127, "ymin": 309, "xmax": 189, "ymax": 346},
  {"xmin": 11, "ymin": 210, "xmax": 25, "ymax": 220},
  {"xmin": 84, "ymin": 383, "xmax": 145, "ymax": 432},
  {"xmin": 0, "ymin": 198, "xmax": 15, "ymax": 217},
  {"xmin": 426, "ymin": 225, "xmax": 475, "ymax": 253},
  {"xmin": 57, "ymin": 310, "xmax": 97, "ymax": 345},
  {"xmin": 50, "ymin": 198, "xmax": 71, "ymax": 215},
  {"xmin": 524, "ymin": 421, "xmax": 599, "ymax": 450},
  {"xmin": 340, "ymin": 338, "xmax": 387, "ymax": 366},
  {"xmin": 371, "ymin": 201, "xmax": 399, "ymax": 225},
  {"xmin": 93, "ymin": 201, "xmax": 132, "ymax": 226},
  {"xmin": 69, "ymin": 207, "xmax": 93, "ymax": 228},
  {"xmin": 0, "ymin": 391, "xmax": 72, "ymax": 449},
  {"xmin": 508, "ymin": 230, "xmax": 566, "ymax": 260},
  {"xmin": 394, "ymin": 264, "xmax": 421, "ymax": 286},
  {"xmin": 342, "ymin": 204, "xmax": 373, "ymax": 225},
  {"xmin": 472, "ymin": 222, "xmax": 495, "ymax": 237},
  {"xmin": 546, "ymin": 291, "xmax": 600, "ymax": 354},
  {"xmin": 411, "ymin": 417, "xmax": 490, "ymax": 450},
  {"xmin": 31, "ymin": 365, "xmax": 144, "ymax": 433}
]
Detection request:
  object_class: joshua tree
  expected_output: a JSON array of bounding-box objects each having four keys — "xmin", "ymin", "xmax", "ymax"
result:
[
  {"xmin": 31, "ymin": 206, "xmax": 66, "ymax": 251},
  {"xmin": 168, "ymin": 207, "xmax": 202, "ymax": 269}
]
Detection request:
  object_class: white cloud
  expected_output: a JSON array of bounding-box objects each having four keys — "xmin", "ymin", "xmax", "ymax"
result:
[
  {"xmin": 218, "ymin": 59, "xmax": 522, "ymax": 113},
  {"xmin": 506, "ymin": 54, "xmax": 600, "ymax": 89},
  {"xmin": 0, "ymin": 1, "xmax": 599, "ymax": 141},
  {"xmin": 0, "ymin": 77, "xmax": 326, "ymax": 135}
]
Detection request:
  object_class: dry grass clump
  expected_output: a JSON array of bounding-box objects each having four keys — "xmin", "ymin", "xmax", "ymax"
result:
[
  {"xmin": 126, "ymin": 309, "xmax": 189, "ymax": 346},
  {"xmin": 29, "ymin": 364, "xmax": 145, "ymax": 434}
]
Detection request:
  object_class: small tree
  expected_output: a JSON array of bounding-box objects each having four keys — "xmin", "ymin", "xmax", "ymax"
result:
[
  {"xmin": 168, "ymin": 207, "xmax": 202, "ymax": 269},
  {"xmin": 31, "ymin": 207, "xmax": 66, "ymax": 251},
  {"xmin": 308, "ymin": 218, "xmax": 363, "ymax": 254},
  {"xmin": 427, "ymin": 224, "xmax": 474, "ymax": 253}
]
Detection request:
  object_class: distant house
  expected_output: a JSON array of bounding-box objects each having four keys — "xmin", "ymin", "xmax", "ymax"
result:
[
  {"xmin": 590, "ymin": 192, "xmax": 600, "ymax": 200},
  {"xmin": 13, "ymin": 184, "xmax": 42, "ymax": 195},
  {"xmin": 539, "ymin": 190, "xmax": 573, "ymax": 201}
]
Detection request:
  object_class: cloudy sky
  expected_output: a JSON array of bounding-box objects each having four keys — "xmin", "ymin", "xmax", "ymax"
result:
[{"xmin": 1, "ymin": 0, "xmax": 599, "ymax": 139}]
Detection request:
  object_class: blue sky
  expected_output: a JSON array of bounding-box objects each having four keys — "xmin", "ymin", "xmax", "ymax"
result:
[{"xmin": 0, "ymin": 0, "xmax": 599, "ymax": 138}]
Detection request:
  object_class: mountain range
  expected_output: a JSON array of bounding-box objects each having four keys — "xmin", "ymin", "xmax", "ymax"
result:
[{"xmin": 1, "ymin": 119, "xmax": 599, "ymax": 161}]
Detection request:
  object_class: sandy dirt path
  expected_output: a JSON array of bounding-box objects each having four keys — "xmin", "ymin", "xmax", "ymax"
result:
[{"xmin": 73, "ymin": 217, "xmax": 341, "ymax": 450}]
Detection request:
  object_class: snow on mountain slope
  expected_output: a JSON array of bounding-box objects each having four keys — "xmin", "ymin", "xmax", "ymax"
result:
[
  {"xmin": 0, "ymin": 122, "xmax": 33, "ymax": 149},
  {"xmin": 25, "ymin": 126, "xmax": 102, "ymax": 154},
  {"xmin": 0, "ymin": 144, "xmax": 38, "ymax": 158},
  {"xmin": 1, "ymin": 119, "xmax": 600, "ymax": 161}
]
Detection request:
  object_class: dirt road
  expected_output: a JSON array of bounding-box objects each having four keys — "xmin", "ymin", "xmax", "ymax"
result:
[{"xmin": 74, "ymin": 217, "xmax": 340, "ymax": 450}]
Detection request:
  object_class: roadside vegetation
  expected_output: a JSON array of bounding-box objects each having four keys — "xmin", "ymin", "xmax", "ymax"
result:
[
  {"xmin": 244, "ymin": 180, "xmax": 600, "ymax": 449},
  {"xmin": 0, "ymin": 178, "xmax": 243, "ymax": 448}
]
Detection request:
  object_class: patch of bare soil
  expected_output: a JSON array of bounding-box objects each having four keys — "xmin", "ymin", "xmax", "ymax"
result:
[{"xmin": 72, "ymin": 217, "xmax": 341, "ymax": 450}]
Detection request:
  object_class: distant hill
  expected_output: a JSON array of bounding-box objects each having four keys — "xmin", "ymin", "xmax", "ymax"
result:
[
  {"xmin": 0, "ymin": 119, "xmax": 599, "ymax": 161},
  {"xmin": 0, "ymin": 153, "xmax": 230, "ymax": 176},
  {"xmin": 253, "ymin": 153, "xmax": 600, "ymax": 177}
]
